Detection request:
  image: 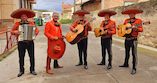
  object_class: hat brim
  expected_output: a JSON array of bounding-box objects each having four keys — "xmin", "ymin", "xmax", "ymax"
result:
[
  {"xmin": 122, "ymin": 9, "xmax": 143, "ymax": 14},
  {"xmin": 11, "ymin": 8, "xmax": 35, "ymax": 19},
  {"xmin": 49, "ymin": 39, "xmax": 66, "ymax": 60},
  {"xmin": 98, "ymin": 10, "xmax": 117, "ymax": 17},
  {"xmin": 73, "ymin": 10, "xmax": 90, "ymax": 16}
]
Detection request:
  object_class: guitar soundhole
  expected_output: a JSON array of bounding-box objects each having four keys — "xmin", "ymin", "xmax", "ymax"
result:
[
  {"xmin": 76, "ymin": 30, "xmax": 78, "ymax": 32},
  {"xmin": 126, "ymin": 27, "xmax": 130, "ymax": 30}
]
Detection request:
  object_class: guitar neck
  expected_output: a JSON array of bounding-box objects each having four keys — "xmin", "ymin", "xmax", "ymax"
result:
[
  {"xmin": 131, "ymin": 21, "xmax": 150, "ymax": 29},
  {"xmin": 83, "ymin": 20, "xmax": 91, "ymax": 26},
  {"xmin": 83, "ymin": 18, "xmax": 95, "ymax": 26}
]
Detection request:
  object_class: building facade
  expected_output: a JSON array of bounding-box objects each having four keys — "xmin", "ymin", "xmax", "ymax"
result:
[
  {"xmin": 0, "ymin": 0, "xmax": 36, "ymax": 19},
  {"xmin": 74, "ymin": 0, "xmax": 90, "ymax": 11},
  {"xmin": 0, "ymin": 0, "xmax": 36, "ymax": 29},
  {"xmin": 81, "ymin": 0, "xmax": 150, "ymax": 11},
  {"xmin": 62, "ymin": 2, "xmax": 73, "ymax": 19},
  {"xmin": 81, "ymin": 0, "xmax": 101, "ymax": 11}
]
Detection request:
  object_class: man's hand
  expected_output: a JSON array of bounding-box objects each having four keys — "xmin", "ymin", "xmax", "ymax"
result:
[
  {"xmin": 132, "ymin": 25, "xmax": 138, "ymax": 31},
  {"xmin": 133, "ymin": 28, "xmax": 138, "ymax": 32},
  {"xmin": 14, "ymin": 30, "xmax": 20, "ymax": 35},
  {"xmin": 100, "ymin": 27, "xmax": 104, "ymax": 32},
  {"xmin": 101, "ymin": 30, "xmax": 108, "ymax": 35},
  {"xmin": 54, "ymin": 36, "xmax": 59, "ymax": 40},
  {"xmin": 50, "ymin": 36, "xmax": 58, "ymax": 40},
  {"xmin": 62, "ymin": 35, "xmax": 66, "ymax": 39},
  {"xmin": 72, "ymin": 28, "xmax": 78, "ymax": 33}
]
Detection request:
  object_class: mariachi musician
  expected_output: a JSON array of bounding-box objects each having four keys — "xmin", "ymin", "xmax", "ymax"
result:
[
  {"xmin": 11, "ymin": 8, "xmax": 39, "ymax": 77},
  {"xmin": 97, "ymin": 10, "xmax": 116, "ymax": 69},
  {"xmin": 44, "ymin": 12, "xmax": 64, "ymax": 74},
  {"xmin": 70, "ymin": 10, "xmax": 92, "ymax": 69},
  {"xmin": 119, "ymin": 8, "xmax": 143, "ymax": 75}
]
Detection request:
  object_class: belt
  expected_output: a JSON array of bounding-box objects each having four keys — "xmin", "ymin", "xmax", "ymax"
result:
[
  {"xmin": 125, "ymin": 37, "xmax": 137, "ymax": 40},
  {"xmin": 101, "ymin": 35, "xmax": 112, "ymax": 39},
  {"xmin": 81, "ymin": 36, "xmax": 88, "ymax": 40},
  {"xmin": 19, "ymin": 40, "xmax": 33, "ymax": 43}
]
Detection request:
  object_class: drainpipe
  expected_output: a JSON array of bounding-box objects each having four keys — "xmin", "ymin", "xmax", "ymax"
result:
[{"xmin": 101, "ymin": 0, "xmax": 105, "ymax": 10}]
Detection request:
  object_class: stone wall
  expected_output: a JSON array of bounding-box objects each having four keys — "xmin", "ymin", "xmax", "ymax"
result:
[
  {"xmin": 102, "ymin": 0, "xmax": 124, "ymax": 9},
  {"xmin": 82, "ymin": 1, "xmax": 101, "ymax": 12},
  {"xmin": 91, "ymin": 0, "xmax": 157, "ymax": 48}
]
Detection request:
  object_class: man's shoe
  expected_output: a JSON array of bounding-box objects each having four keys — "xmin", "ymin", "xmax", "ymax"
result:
[
  {"xmin": 30, "ymin": 71, "xmax": 37, "ymax": 75},
  {"xmin": 17, "ymin": 72, "xmax": 24, "ymax": 77},
  {"xmin": 46, "ymin": 69, "xmax": 53, "ymax": 74},
  {"xmin": 131, "ymin": 69, "xmax": 136, "ymax": 75},
  {"xmin": 97, "ymin": 62, "xmax": 105, "ymax": 65},
  {"xmin": 75, "ymin": 63, "xmax": 83, "ymax": 66},
  {"xmin": 84, "ymin": 65, "xmax": 88, "ymax": 70},
  {"xmin": 119, "ymin": 64, "xmax": 129, "ymax": 67},
  {"xmin": 107, "ymin": 65, "xmax": 112, "ymax": 70},
  {"xmin": 54, "ymin": 65, "xmax": 63, "ymax": 69}
]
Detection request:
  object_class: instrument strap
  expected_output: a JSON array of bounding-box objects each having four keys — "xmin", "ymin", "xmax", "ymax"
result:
[
  {"xmin": 103, "ymin": 20, "xmax": 115, "ymax": 31},
  {"xmin": 78, "ymin": 20, "xmax": 86, "ymax": 28}
]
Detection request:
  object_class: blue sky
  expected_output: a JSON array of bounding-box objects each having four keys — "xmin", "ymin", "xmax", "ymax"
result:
[{"xmin": 33, "ymin": 0, "xmax": 74, "ymax": 12}]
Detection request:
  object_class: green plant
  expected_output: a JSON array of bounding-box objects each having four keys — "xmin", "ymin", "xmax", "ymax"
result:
[{"xmin": 59, "ymin": 19, "xmax": 73, "ymax": 24}]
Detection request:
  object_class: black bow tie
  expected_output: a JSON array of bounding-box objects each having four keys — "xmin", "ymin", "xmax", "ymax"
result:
[
  {"xmin": 54, "ymin": 22, "xmax": 60, "ymax": 26},
  {"xmin": 20, "ymin": 21, "xmax": 29, "ymax": 24}
]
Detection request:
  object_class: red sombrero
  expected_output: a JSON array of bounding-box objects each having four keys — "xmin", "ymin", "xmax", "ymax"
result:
[
  {"xmin": 11, "ymin": 8, "xmax": 35, "ymax": 19},
  {"xmin": 73, "ymin": 10, "xmax": 90, "ymax": 16},
  {"xmin": 98, "ymin": 10, "xmax": 117, "ymax": 17},
  {"xmin": 122, "ymin": 8, "xmax": 143, "ymax": 14},
  {"xmin": 48, "ymin": 39, "xmax": 66, "ymax": 60}
]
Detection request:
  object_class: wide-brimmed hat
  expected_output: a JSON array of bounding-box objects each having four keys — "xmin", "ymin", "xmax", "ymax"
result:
[
  {"xmin": 98, "ymin": 10, "xmax": 117, "ymax": 17},
  {"xmin": 48, "ymin": 39, "xmax": 66, "ymax": 60},
  {"xmin": 11, "ymin": 8, "xmax": 35, "ymax": 19},
  {"xmin": 73, "ymin": 9, "xmax": 90, "ymax": 16},
  {"xmin": 122, "ymin": 8, "xmax": 143, "ymax": 14}
]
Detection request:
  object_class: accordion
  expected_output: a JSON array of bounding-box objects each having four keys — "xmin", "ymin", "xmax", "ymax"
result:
[{"xmin": 18, "ymin": 24, "xmax": 36, "ymax": 41}]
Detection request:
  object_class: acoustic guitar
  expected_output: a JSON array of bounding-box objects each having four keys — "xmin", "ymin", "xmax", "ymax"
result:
[
  {"xmin": 66, "ymin": 17, "xmax": 95, "ymax": 44},
  {"xmin": 117, "ymin": 21, "xmax": 150, "ymax": 37},
  {"xmin": 94, "ymin": 28, "xmax": 107, "ymax": 37},
  {"xmin": 94, "ymin": 22, "xmax": 115, "ymax": 37}
]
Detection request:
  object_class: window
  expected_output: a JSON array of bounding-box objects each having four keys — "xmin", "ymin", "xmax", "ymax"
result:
[{"xmin": 124, "ymin": 1, "xmax": 136, "ymax": 6}]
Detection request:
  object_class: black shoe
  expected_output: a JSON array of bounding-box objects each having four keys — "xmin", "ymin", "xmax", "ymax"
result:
[
  {"xmin": 97, "ymin": 62, "xmax": 105, "ymax": 65},
  {"xmin": 84, "ymin": 65, "xmax": 88, "ymax": 70},
  {"xmin": 131, "ymin": 69, "xmax": 136, "ymax": 75},
  {"xmin": 30, "ymin": 71, "xmax": 37, "ymax": 75},
  {"xmin": 54, "ymin": 65, "xmax": 63, "ymax": 69},
  {"xmin": 75, "ymin": 63, "xmax": 83, "ymax": 66},
  {"xmin": 119, "ymin": 64, "xmax": 129, "ymax": 68},
  {"xmin": 17, "ymin": 72, "xmax": 24, "ymax": 77},
  {"xmin": 107, "ymin": 65, "xmax": 112, "ymax": 70}
]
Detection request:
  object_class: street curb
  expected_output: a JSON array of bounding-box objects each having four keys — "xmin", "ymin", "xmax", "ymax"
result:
[
  {"xmin": 0, "ymin": 45, "xmax": 17, "ymax": 61},
  {"xmin": 113, "ymin": 37, "xmax": 157, "ymax": 52},
  {"xmin": 89, "ymin": 32, "xmax": 157, "ymax": 52}
]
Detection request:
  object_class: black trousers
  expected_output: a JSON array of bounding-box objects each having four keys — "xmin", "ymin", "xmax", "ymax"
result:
[
  {"xmin": 101, "ymin": 37, "xmax": 112, "ymax": 66},
  {"xmin": 18, "ymin": 41, "xmax": 35, "ymax": 72},
  {"xmin": 54, "ymin": 60, "xmax": 59, "ymax": 67},
  {"xmin": 77, "ymin": 38, "xmax": 88, "ymax": 65},
  {"xmin": 124, "ymin": 39, "xmax": 138, "ymax": 69}
]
